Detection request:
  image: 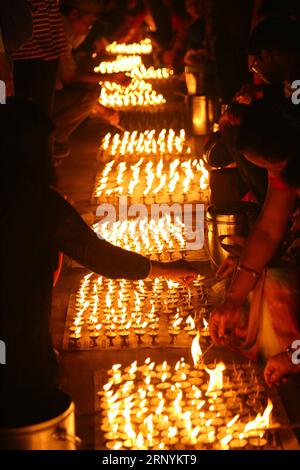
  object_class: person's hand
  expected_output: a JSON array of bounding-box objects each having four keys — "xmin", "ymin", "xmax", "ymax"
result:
[
  {"xmin": 105, "ymin": 109, "xmax": 120, "ymax": 126},
  {"xmin": 184, "ymin": 48, "xmax": 205, "ymax": 65},
  {"xmin": 209, "ymin": 298, "xmax": 242, "ymax": 345},
  {"xmin": 111, "ymin": 73, "xmax": 131, "ymax": 87},
  {"xmin": 218, "ymin": 110, "xmax": 241, "ymax": 132},
  {"xmin": 93, "ymin": 104, "xmax": 120, "ymax": 126},
  {"xmin": 216, "ymin": 256, "xmax": 237, "ymax": 280},
  {"xmin": 162, "ymin": 50, "xmax": 175, "ymax": 68},
  {"xmin": 94, "ymin": 37, "xmax": 108, "ymax": 53},
  {"xmin": 264, "ymin": 352, "xmax": 300, "ymax": 387},
  {"xmin": 150, "ymin": 260, "xmax": 199, "ymax": 286}
]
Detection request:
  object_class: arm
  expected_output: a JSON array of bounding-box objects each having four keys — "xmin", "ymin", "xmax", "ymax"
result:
[
  {"xmin": 52, "ymin": 191, "xmax": 150, "ymax": 280},
  {"xmin": 210, "ymin": 184, "xmax": 297, "ymax": 343},
  {"xmin": 52, "ymin": 191, "xmax": 198, "ymax": 282},
  {"xmin": 228, "ymin": 185, "xmax": 296, "ymax": 303},
  {"xmin": 75, "ymin": 71, "xmax": 130, "ymax": 86}
]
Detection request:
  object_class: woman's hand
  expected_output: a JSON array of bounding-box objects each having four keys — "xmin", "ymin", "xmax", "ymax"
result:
[
  {"xmin": 209, "ymin": 297, "xmax": 243, "ymax": 345},
  {"xmin": 149, "ymin": 260, "xmax": 199, "ymax": 286},
  {"xmin": 216, "ymin": 256, "xmax": 237, "ymax": 280},
  {"xmin": 264, "ymin": 352, "xmax": 300, "ymax": 387}
]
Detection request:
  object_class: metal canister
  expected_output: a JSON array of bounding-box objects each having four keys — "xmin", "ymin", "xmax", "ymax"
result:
[
  {"xmin": 0, "ymin": 390, "xmax": 81, "ymax": 450},
  {"xmin": 187, "ymin": 95, "xmax": 214, "ymax": 136},
  {"xmin": 206, "ymin": 202, "xmax": 260, "ymax": 268}
]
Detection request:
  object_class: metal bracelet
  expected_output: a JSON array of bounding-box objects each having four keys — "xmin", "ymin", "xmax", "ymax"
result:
[{"xmin": 237, "ymin": 264, "xmax": 261, "ymax": 279}]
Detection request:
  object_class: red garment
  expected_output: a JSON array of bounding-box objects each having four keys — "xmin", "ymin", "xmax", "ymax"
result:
[{"xmin": 268, "ymin": 173, "xmax": 297, "ymax": 193}]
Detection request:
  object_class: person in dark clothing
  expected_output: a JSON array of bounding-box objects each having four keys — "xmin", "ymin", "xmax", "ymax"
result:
[
  {"xmin": 258, "ymin": 0, "xmax": 300, "ymax": 21},
  {"xmin": 0, "ymin": 98, "xmax": 198, "ymax": 426},
  {"xmin": 11, "ymin": 0, "xmax": 68, "ymax": 117},
  {"xmin": 212, "ymin": 0, "xmax": 255, "ymax": 104}
]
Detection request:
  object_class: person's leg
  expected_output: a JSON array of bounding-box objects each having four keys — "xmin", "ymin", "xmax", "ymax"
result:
[
  {"xmin": 54, "ymin": 85, "xmax": 99, "ymax": 143},
  {"xmin": 13, "ymin": 59, "xmax": 59, "ymax": 117},
  {"xmin": 53, "ymin": 84, "xmax": 99, "ymax": 157}
]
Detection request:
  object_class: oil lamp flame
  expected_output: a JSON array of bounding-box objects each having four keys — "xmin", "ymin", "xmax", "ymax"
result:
[
  {"xmin": 191, "ymin": 332, "xmax": 203, "ymax": 367},
  {"xmin": 205, "ymin": 362, "xmax": 226, "ymax": 393},
  {"xmin": 244, "ymin": 399, "xmax": 273, "ymax": 433},
  {"xmin": 186, "ymin": 315, "xmax": 195, "ymax": 330}
]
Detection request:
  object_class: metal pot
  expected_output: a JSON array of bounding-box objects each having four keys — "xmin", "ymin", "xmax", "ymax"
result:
[
  {"xmin": 0, "ymin": 390, "xmax": 81, "ymax": 450},
  {"xmin": 186, "ymin": 95, "xmax": 214, "ymax": 136},
  {"xmin": 206, "ymin": 202, "xmax": 260, "ymax": 268}
]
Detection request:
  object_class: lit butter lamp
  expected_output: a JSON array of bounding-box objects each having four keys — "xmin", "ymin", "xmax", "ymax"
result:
[{"xmin": 100, "ymin": 350, "xmax": 274, "ymax": 451}]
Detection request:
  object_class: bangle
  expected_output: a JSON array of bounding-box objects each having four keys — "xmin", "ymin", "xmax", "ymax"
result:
[{"xmin": 237, "ymin": 264, "xmax": 261, "ymax": 279}]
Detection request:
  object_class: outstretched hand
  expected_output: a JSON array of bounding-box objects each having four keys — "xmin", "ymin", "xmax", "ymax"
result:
[
  {"xmin": 150, "ymin": 260, "xmax": 199, "ymax": 286},
  {"xmin": 264, "ymin": 352, "xmax": 300, "ymax": 387},
  {"xmin": 209, "ymin": 298, "xmax": 242, "ymax": 345}
]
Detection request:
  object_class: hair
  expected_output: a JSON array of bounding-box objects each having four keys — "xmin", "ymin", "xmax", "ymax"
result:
[
  {"xmin": 258, "ymin": 0, "xmax": 300, "ymax": 20},
  {"xmin": 248, "ymin": 18, "xmax": 300, "ymax": 56},
  {"xmin": 60, "ymin": 0, "xmax": 102, "ymax": 17},
  {"xmin": 0, "ymin": 97, "xmax": 55, "ymax": 201},
  {"xmin": 236, "ymin": 98, "xmax": 300, "ymax": 174}
]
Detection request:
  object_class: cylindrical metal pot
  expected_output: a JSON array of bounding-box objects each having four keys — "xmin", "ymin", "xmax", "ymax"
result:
[
  {"xmin": 187, "ymin": 95, "xmax": 214, "ymax": 136},
  {"xmin": 206, "ymin": 202, "xmax": 260, "ymax": 268},
  {"xmin": 0, "ymin": 390, "xmax": 80, "ymax": 450}
]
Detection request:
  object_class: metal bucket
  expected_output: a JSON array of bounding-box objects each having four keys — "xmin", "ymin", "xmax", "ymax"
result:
[
  {"xmin": 187, "ymin": 95, "xmax": 214, "ymax": 136},
  {"xmin": 206, "ymin": 202, "xmax": 260, "ymax": 268},
  {"xmin": 0, "ymin": 390, "xmax": 81, "ymax": 450}
]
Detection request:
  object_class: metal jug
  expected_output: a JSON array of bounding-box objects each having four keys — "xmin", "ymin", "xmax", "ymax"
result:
[{"xmin": 206, "ymin": 202, "xmax": 260, "ymax": 268}]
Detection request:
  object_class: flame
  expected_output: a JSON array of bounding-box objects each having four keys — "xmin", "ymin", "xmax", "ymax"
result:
[
  {"xmin": 227, "ymin": 414, "xmax": 240, "ymax": 428},
  {"xmin": 203, "ymin": 318, "xmax": 209, "ymax": 330},
  {"xmin": 186, "ymin": 315, "xmax": 196, "ymax": 330},
  {"xmin": 161, "ymin": 373, "xmax": 168, "ymax": 383},
  {"xmin": 124, "ymin": 423, "xmax": 136, "ymax": 441},
  {"xmin": 99, "ymin": 78, "xmax": 166, "ymax": 109},
  {"xmin": 221, "ymin": 434, "xmax": 232, "ymax": 446},
  {"xmin": 191, "ymin": 333, "xmax": 203, "ymax": 366},
  {"xmin": 95, "ymin": 55, "xmax": 142, "ymax": 74},
  {"xmin": 106, "ymin": 38, "xmax": 152, "ymax": 55},
  {"xmin": 172, "ymin": 317, "xmax": 183, "ymax": 329},
  {"xmin": 205, "ymin": 363, "xmax": 226, "ymax": 393},
  {"xmin": 244, "ymin": 399, "xmax": 273, "ymax": 434},
  {"xmin": 168, "ymin": 426, "xmax": 177, "ymax": 438}
]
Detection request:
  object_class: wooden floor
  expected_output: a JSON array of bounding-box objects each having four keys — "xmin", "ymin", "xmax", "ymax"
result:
[{"xmin": 51, "ymin": 117, "xmax": 300, "ymax": 450}]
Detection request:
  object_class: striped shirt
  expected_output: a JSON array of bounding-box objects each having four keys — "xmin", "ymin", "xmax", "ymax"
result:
[{"xmin": 11, "ymin": 1, "xmax": 67, "ymax": 61}]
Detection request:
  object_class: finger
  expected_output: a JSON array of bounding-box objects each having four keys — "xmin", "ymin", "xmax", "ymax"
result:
[
  {"xmin": 264, "ymin": 367, "xmax": 274, "ymax": 387},
  {"xmin": 209, "ymin": 319, "xmax": 221, "ymax": 344},
  {"xmin": 218, "ymin": 315, "xmax": 227, "ymax": 339}
]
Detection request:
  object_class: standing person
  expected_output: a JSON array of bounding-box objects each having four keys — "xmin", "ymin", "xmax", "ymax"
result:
[
  {"xmin": 11, "ymin": 0, "xmax": 68, "ymax": 117},
  {"xmin": 0, "ymin": 0, "xmax": 33, "ymax": 96},
  {"xmin": 0, "ymin": 97, "xmax": 198, "ymax": 426}
]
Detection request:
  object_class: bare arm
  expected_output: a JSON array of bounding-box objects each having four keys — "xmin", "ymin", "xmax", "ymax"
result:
[
  {"xmin": 210, "ymin": 184, "xmax": 297, "ymax": 344},
  {"xmin": 228, "ymin": 185, "xmax": 297, "ymax": 303}
]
